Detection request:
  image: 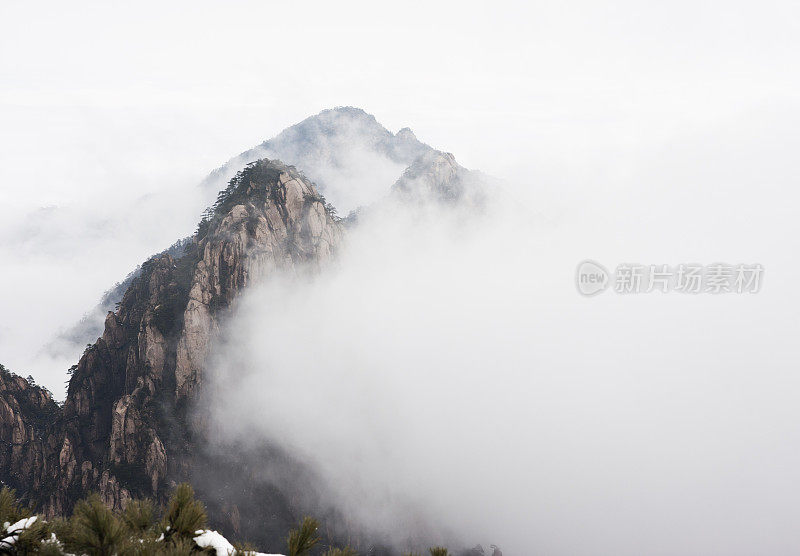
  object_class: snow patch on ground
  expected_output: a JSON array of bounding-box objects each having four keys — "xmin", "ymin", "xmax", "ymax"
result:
[
  {"xmin": 194, "ymin": 530, "xmax": 235, "ymax": 555},
  {"xmin": 193, "ymin": 528, "xmax": 285, "ymax": 556},
  {"xmin": 1, "ymin": 516, "xmax": 38, "ymax": 547}
]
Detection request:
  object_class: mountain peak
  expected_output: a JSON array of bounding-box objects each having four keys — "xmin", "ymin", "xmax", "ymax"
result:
[
  {"xmin": 396, "ymin": 126, "xmax": 417, "ymax": 140},
  {"xmin": 288, "ymin": 106, "xmax": 382, "ymax": 135},
  {"xmin": 392, "ymin": 150, "xmax": 487, "ymax": 205},
  {"xmin": 203, "ymin": 108, "xmax": 434, "ymax": 214},
  {"xmin": 3, "ymin": 155, "xmax": 343, "ymax": 540}
]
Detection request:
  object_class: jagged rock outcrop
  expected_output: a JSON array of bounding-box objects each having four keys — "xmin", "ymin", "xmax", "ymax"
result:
[
  {"xmin": 0, "ymin": 108, "xmax": 492, "ymax": 552},
  {"xmin": 392, "ymin": 151, "xmax": 488, "ymax": 206},
  {"xmin": 0, "ymin": 160, "xmax": 342, "ymax": 542},
  {"xmin": 46, "ymin": 107, "xmax": 438, "ymax": 356},
  {"xmin": 0, "ymin": 366, "xmax": 59, "ymax": 499},
  {"xmin": 202, "ymin": 106, "xmax": 434, "ymax": 213},
  {"xmin": 42, "ymin": 239, "xmax": 191, "ymax": 363}
]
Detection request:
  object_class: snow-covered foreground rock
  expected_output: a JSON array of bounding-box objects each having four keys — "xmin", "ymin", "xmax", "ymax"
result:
[
  {"xmin": 0, "ymin": 516, "xmax": 38, "ymax": 549},
  {"xmin": 193, "ymin": 529, "xmax": 285, "ymax": 556}
]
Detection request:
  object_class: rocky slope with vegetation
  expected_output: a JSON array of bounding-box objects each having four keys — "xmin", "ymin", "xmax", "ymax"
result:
[
  {"xmin": 201, "ymin": 107, "xmax": 433, "ymax": 211},
  {"xmin": 0, "ymin": 108, "xmax": 488, "ymax": 554},
  {"xmin": 0, "ymin": 159, "xmax": 342, "ymax": 551},
  {"xmin": 0, "ymin": 483, "xmax": 462, "ymax": 555}
]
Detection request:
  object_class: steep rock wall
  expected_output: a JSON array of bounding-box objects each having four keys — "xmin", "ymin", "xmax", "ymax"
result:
[{"xmin": 0, "ymin": 160, "xmax": 342, "ymax": 529}]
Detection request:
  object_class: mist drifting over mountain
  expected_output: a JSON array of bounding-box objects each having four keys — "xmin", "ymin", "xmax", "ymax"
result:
[
  {"xmin": 201, "ymin": 110, "xmax": 799, "ymax": 555},
  {"xmin": 2, "ymin": 1, "xmax": 800, "ymax": 554}
]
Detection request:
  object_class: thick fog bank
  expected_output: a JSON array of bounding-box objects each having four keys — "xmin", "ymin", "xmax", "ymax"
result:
[{"xmin": 206, "ymin": 165, "xmax": 800, "ymax": 554}]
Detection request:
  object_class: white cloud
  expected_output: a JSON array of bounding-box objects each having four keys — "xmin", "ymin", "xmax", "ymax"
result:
[{"xmin": 0, "ymin": 1, "xmax": 799, "ymax": 553}]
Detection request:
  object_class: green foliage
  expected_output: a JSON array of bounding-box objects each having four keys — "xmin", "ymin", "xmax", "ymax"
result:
[
  {"xmin": 429, "ymin": 548, "xmax": 450, "ymax": 556},
  {"xmin": 48, "ymin": 518, "xmax": 73, "ymax": 549},
  {"xmin": 130, "ymin": 535, "xmax": 197, "ymax": 556},
  {"xmin": 0, "ymin": 488, "xmax": 43, "ymax": 555},
  {"xmin": 286, "ymin": 516, "xmax": 321, "ymax": 556},
  {"xmin": 196, "ymin": 159, "xmax": 319, "ymax": 242},
  {"xmin": 160, "ymin": 536, "xmax": 200, "ymax": 555},
  {"xmin": 67, "ymin": 494, "xmax": 127, "ymax": 555},
  {"xmin": 0, "ymin": 363, "xmax": 60, "ymax": 424},
  {"xmin": 37, "ymin": 540, "xmax": 66, "ymax": 556},
  {"xmin": 14, "ymin": 518, "xmax": 54, "ymax": 554},
  {"xmin": 234, "ymin": 540, "xmax": 259, "ymax": 553},
  {"xmin": 0, "ymin": 487, "xmax": 30, "ymax": 524},
  {"xmin": 0, "ymin": 483, "xmax": 338, "ymax": 556},
  {"xmin": 163, "ymin": 483, "xmax": 207, "ymax": 542},
  {"xmin": 53, "ymin": 484, "xmax": 209, "ymax": 554},
  {"xmin": 121, "ymin": 498, "xmax": 156, "ymax": 533}
]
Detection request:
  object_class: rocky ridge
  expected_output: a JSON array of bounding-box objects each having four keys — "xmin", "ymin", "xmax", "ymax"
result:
[
  {"xmin": 391, "ymin": 150, "xmax": 489, "ymax": 206},
  {"xmin": 0, "ymin": 160, "xmax": 342, "ymax": 545},
  {"xmin": 1, "ymin": 109, "xmax": 488, "ymax": 550},
  {"xmin": 201, "ymin": 107, "xmax": 434, "ymax": 212},
  {"xmin": 0, "ymin": 365, "xmax": 60, "ymax": 497}
]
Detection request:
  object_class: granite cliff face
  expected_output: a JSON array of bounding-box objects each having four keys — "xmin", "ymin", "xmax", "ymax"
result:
[
  {"xmin": 45, "ymin": 107, "xmax": 434, "ymax": 359},
  {"xmin": 0, "ymin": 109, "xmax": 487, "ymax": 550},
  {"xmin": 0, "ymin": 366, "xmax": 60, "ymax": 498},
  {"xmin": 0, "ymin": 160, "xmax": 342, "ymax": 541}
]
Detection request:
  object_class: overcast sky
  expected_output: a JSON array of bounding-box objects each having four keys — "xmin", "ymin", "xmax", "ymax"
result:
[{"xmin": 1, "ymin": 2, "xmax": 800, "ymax": 552}]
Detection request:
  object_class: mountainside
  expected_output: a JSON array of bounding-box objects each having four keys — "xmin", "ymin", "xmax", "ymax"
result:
[
  {"xmin": 2, "ymin": 109, "xmax": 488, "ymax": 552},
  {"xmin": 202, "ymin": 107, "xmax": 434, "ymax": 213},
  {"xmin": 45, "ymin": 108, "xmax": 475, "ymax": 363},
  {"xmin": 44, "ymin": 107, "xmax": 432, "ymax": 362},
  {"xmin": 0, "ymin": 159, "xmax": 342, "ymax": 549},
  {"xmin": 391, "ymin": 151, "xmax": 489, "ymax": 206},
  {"xmin": 42, "ymin": 239, "xmax": 191, "ymax": 364},
  {"xmin": 0, "ymin": 365, "xmax": 60, "ymax": 495}
]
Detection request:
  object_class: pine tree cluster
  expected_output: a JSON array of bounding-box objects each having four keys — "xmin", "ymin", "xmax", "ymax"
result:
[{"xmin": 0, "ymin": 483, "xmax": 459, "ymax": 555}]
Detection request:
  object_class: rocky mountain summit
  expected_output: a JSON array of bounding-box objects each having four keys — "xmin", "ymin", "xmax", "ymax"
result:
[
  {"xmin": 1, "ymin": 159, "xmax": 343, "ymax": 549},
  {"xmin": 1, "ymin": 109, "xmax": 487, "ymax": 551},
  {"xmin": 392, "ymin": 151, "xmax": 489, "ymax": 206},
  {"xmin": 46, "ymin": 109, "xmax": 485, "ymax": 361},
  {"xmin": 202, "ymin": 106, "xmax": 435, "ymax": 213}
]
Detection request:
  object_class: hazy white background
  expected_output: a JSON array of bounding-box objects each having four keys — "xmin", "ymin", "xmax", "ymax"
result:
[{"xmin": 1, "ymin": 1, "xmax": 799, "ymax": 553}]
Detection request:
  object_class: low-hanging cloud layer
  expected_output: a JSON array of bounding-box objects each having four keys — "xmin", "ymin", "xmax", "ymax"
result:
[
  {"xmin": 205, "ymin": 108, "xmax": 800, "ymax": 553},
  {"xmin": 1, "ymin": 1, "xmax": 799, "ymax": 553}
]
